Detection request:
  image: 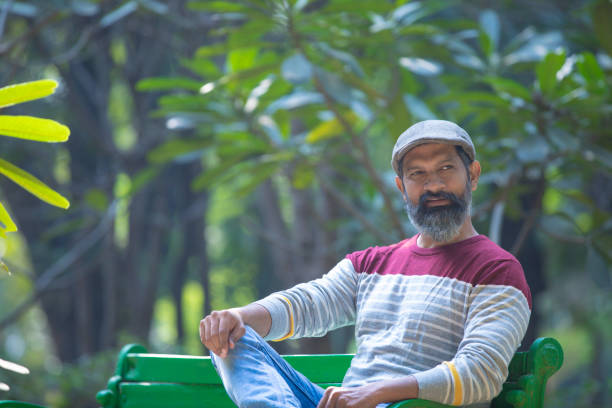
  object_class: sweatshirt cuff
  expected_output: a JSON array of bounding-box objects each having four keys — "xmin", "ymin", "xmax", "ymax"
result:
[
  {"xmin": 412, "ymin": 364, "xmax": 453, "ymax": 405},
  {"xmin": 254, "ymin": 294, "xmax": 292, "ymax": 341}
]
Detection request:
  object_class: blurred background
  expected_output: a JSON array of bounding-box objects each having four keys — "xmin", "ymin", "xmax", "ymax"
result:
[{"xmin": 0, "ymin": 0, "xmax": 610, "ymax": 406}]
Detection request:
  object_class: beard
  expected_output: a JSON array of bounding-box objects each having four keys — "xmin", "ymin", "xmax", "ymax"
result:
[{"xmin": 405, "ymin": 184, "xmax": 472, "ymax": 243}]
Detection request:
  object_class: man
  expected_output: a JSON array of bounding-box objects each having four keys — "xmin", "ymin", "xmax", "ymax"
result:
[{"xmin": 200, "ymin": 120, "xmax": 531, "ymax": 408}]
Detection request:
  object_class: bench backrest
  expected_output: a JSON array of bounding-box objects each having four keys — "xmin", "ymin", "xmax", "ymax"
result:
[{"xmin": 96, "ymin": 337, "xmax": 562, "ymax": 408}]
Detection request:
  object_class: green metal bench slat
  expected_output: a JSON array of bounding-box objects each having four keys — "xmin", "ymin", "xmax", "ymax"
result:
[
  {"xmin": 123, "ymin": 353, "xmax": 353, "ymax": 384},
  {"xmin": 124, "ymin": 354, "xmax": 221, "ymax": 384},
  {"xmin": 119, "ymin": 383, "xmax": 233, "ymax": 408}
]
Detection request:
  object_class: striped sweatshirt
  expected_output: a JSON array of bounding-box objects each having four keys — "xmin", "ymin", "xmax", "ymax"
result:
[{"xmin": 256, "ymin": 234, "xmax": 531, "ymax": 407}]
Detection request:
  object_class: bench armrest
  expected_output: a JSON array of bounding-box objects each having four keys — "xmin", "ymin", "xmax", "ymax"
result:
[{"xmin": 388, "ymin": 399, "xmax": 453, "ymax": 408}]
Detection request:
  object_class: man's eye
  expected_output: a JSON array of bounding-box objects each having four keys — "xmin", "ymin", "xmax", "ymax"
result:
[
  {"xmin": 410, "ymin": 171, "xmax": 424, "ymax": 177},
  {"xmin": 441, "ymin": 165, "xmax": 453, "ymax": 171}
]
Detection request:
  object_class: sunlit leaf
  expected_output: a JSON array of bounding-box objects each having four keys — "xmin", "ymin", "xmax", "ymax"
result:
[
  {"xmin": 187, "ymin": 1, "xmax": 248, "ymax": 13},
  {"xmin": 479, "ymin": 9, "xmax": 500, "ymax": 56},
  {"xmin": 0, "ymin": 1, "xmax": 38, "ymax": 16},
  {"xmin": 71, "ymin": 1, "xmax": 100, "ymax": 16},
  {"xmin": 403, "ymin": 94, "xmax": 436, "ymax": 120},
  {"xmin": 0, "ymin": 358, "xmax": 29, "ymax": 374},
  {"xmin": 228, "ymin": 47, "xmax": 259, "ymax": 73},
  {"xmin": 266, "ymin": 91, "xmax": 324, "ymax": 114},
  {"xmin": 399, "ymin": 57, "xmax": 442, "ymax": 76},
  {"xmin": 136, "ymin": 77, "xmax": 204, "ymax": 92},
  {"xmin": 0, "ymin": 79, "xmax": 57, "ymax": 109},
  {"xmin": 99, "ymin": 1, "xmax": 138, "ymax": 27},
  {"xmin": 0, "ymin": 202, "xmax": 18, "ymax": 235},
  {"xmin": 0, "ymin": 115, "xmax": 70, "ymax": 142},
  {"xmin": 0, "ymin": 158, "xmax": 70, "ymax": 209},
  {"xmin": 281, "ymin": 53, "xmax": 313, "ymax": 84},
  {"xmin": 503, "ymin": 31, "xmax": 563, "ymax": 65},
  {"xmin": 306, "ymin": 114, "xmax": 354, "ymax": 144}
]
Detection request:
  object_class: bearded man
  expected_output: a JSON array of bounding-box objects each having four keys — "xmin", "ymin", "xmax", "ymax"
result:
[{"xmin": 200, "ymin": 120, "xmax": 531, "ymax": 408}]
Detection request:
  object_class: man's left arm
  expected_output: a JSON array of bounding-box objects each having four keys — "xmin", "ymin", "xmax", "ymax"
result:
[
  {"xmin": 317, "ymin": 260, "xmax": 531, "ymax": 408},
  {"xmin": 411, "ymin": 260, "xmax": 531, "ymax": 406}
]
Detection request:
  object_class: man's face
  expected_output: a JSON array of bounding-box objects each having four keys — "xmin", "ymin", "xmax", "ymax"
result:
[{"xmin": 395, "ymin": 143, "xmax": 480, "ymax": 242}]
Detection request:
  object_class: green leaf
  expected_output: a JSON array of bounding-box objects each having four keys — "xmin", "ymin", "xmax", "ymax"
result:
[
  {"xmin": 234, "ymin": 162, "xmax": 280, "ymax": 198},
  {"xmin": 0, "ymin": 115, "xmax": 70, "ymax": 142},
  {"xmin": 399, "ymin": 57, "xmax": 443, "ymax": 76},
  {"xmin": 228, "ymin": 47, "xmax": 259, "ymax": 73},
  {"xmin": 0, "ymin": 158, "xmax": 70, "ymax": 209},
  {"xmin": 403, "ymin": 94, "xmax": 436, "ymax": 120},
  {"xmin": 84, "ymin": 188, "xmax": 109, "ymax": 212},
  {"xmin": 536, "ymin": 50, "xmax": 566, "ymax": 95},
  {"xmin": 147, "ymin": 138, "xmax": 212, "ymax": 164},
  {"xmin": 281, "ymin": 53, "xmax": 312, "ymax": 84},
  {"xmin": 129, "ymin": 166, "xmax": 162, "ymax": 196},
  {"xmin": 0, "ymin": 202, "xmax": 18, "ymax": 235},
  {"xmin": 187, "ymin": 1, "xmax": 248, "ymax": 12},
  {"xmin": 576, "ymin": 52, "xmax": 606, "ymax": 92},
  {"xmin": 479, "ymin": 9, "xmax": 500, "ymax": 56},
  {"xmin": 0, "ymin": 79, "xmax": 57, "ymax": 109},
  {"xmin": 482, "ymin": 76, "xmax": 532, "ymax": 101},
  {"xmin": 136, "ymin": 77, "xmax": 204, "ymax": 92},
  {"xmin": 195, "ymin": 43, "xmax": 229, "ymax": 58},
  {"xmin": 592, "ymin": 0, "xmax": 612, "ymax": 56},
  {"xmin": 306, "ymin": 118, "xmax": 345, "ymax": 144},
  {"xmin": 191, "ymin": 155, "xmax": 247, "ymax": 191},
  {"xmin": 292, "ymin": 163, "xmax": 315, "ymax": 189},
  {"xmin": 180, "ymin": 58, "xmax": 220, "ymax": 78}
]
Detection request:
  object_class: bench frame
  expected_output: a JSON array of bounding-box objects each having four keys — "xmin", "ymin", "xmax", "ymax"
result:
[{"xmin": 95, "ymin": 337, "xmax": 563, "ymax": 408}]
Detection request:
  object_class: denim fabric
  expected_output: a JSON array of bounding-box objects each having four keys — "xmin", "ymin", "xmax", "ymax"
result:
[{"xmin": 210, "ymin": 326, "xmax": 325, "ymax": 408}]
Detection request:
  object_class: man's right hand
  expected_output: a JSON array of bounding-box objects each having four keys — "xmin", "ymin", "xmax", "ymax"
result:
[{"xmin": 199, "ymin": 308, "xmax": 246, "ymax": 358}]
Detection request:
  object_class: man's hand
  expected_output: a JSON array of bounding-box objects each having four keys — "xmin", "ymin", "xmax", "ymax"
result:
[
  {"xmin": 199, "ymin": 309, "xmax": 246, "ymax": 358},
  {"xmin": 317, "ymin": 384, "xmax": 381, "ymax": 408}
]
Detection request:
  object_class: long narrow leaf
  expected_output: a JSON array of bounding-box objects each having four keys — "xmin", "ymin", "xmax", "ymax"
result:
[
  {"xmin": 0, "ymin": 79, "xmax": 57, "ymax": 109},
  {"xmin": 0, "ymin": 115, "xmax": 70, "ymax": 142},
  {"xmin": 0, "ymin": 158, "xmax": 70, "ymax": 209},
  {"xmin": 0, "ymin": 202, "xmax": 18, "ymax": 235}
]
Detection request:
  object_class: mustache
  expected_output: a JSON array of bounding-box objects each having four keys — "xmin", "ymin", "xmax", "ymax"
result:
[{"xmin": 418, "ymin": 191, "xmax": 462, "ymax": 208}]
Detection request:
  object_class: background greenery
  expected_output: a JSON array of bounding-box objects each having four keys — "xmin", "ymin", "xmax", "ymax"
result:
[{"xmin": 0, "ymin": 0, "xmax": 610, "ymax": 406}]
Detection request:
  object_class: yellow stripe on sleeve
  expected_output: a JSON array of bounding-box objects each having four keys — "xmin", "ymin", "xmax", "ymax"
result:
[
  {"xmin": 443, "ymin": 361, "xmax": 463, "ymax": 405},
  {"xmin": 272, "ymin": 296, "xmax": 295, "ymax": 341}
]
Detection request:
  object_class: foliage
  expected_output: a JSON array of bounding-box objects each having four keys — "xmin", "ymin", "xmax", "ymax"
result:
[
  {"xmin": 140, "ymin": 0, "xmax": 612, "ymax": 406},
  {"xmin": 0, "ymin": 79, "xmax": 70, "ymax": 393},
  {"xmin": 0, "ymin": 0, "xmax": 610, "ymax": 406},
  {"xmin": 0, "ymin": 80, "xmax": 70, "ymax": 250}
]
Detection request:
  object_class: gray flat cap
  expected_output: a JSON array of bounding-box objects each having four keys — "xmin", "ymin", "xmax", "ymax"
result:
[{"xmin": 391, "ymin": 120, "xmax": 475, "ymax": 176}]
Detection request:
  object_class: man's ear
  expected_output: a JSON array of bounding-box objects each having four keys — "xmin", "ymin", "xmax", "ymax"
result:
[
  {"xmin": 395, "ymin": 176, "xmax": 406, "ymax": 201},
  {"xmin": 469, "ymin": 160, "xmax": 481, "ymax": 191}
]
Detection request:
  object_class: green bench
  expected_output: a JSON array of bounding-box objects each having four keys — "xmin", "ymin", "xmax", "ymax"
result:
[{"xmin": 93, "ymin": 337, "xmax": 562, "ymax": 408}]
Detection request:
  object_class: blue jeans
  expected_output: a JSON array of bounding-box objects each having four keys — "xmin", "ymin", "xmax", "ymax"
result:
[{"xmin": 210, "ymin": 326, "xmax": 325, "ymax": 408}]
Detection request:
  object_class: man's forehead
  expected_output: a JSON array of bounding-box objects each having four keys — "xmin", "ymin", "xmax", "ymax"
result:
[{"xmin": 401, "ymin": 142, "xmax": 458, "ymax": 164}]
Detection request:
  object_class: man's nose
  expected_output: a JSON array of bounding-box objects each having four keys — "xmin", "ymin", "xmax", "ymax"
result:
[{"xmin": 423, "ymin": 174, "xmax": 445, "ymax": 193}]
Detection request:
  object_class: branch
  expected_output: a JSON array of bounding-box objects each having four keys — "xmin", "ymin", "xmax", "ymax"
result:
[
  {"xmin": 0, "ymin": 10, "xmax": 62, "ymax": 56},
  {"xmin": 511, "ymin": 174, "xmax": 546, "ymax": 256},
  {"xmin": 283, "ymin": 12, "xmax": 405, "ymax": 239},
  {"xmin": 0, "ymin": 202, "xmax": 117, "ymax": 331},
  {"xmin": 0, "ymin": 0, "xmax": 13, "ymax": 42},
  {"xmin": 319, "ymin": 177, "xmax": 389, "ymax": 243}
]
